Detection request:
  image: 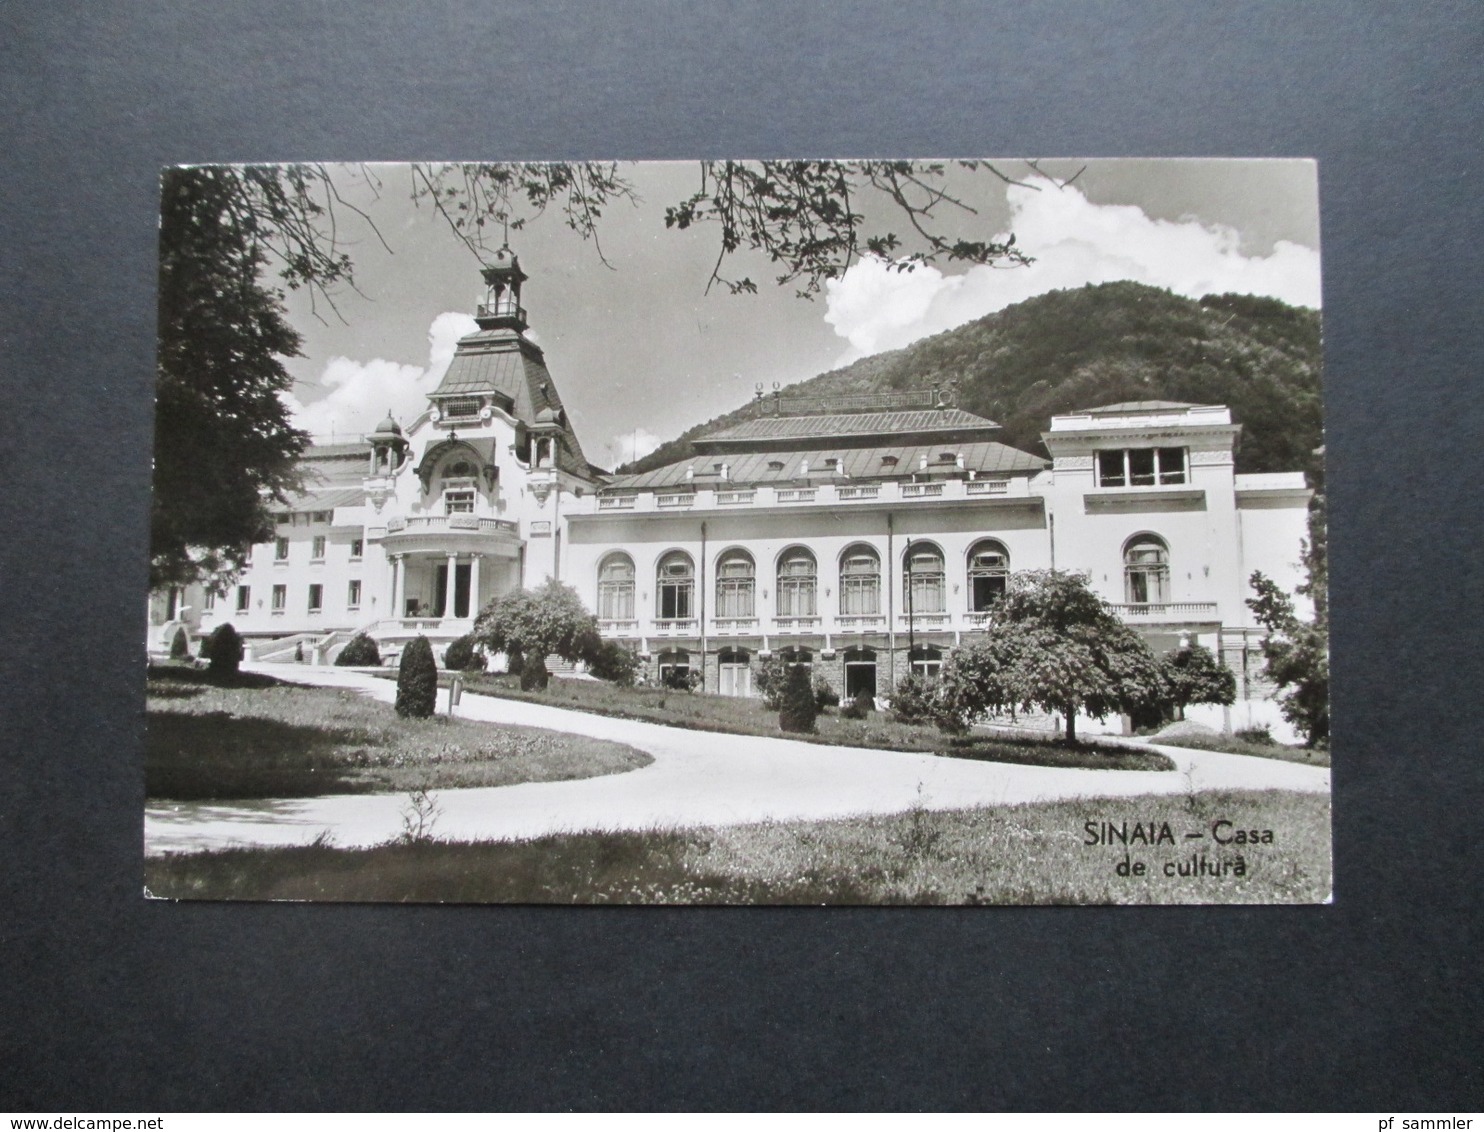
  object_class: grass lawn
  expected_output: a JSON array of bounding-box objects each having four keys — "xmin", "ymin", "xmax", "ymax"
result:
[
  {"xmin": 145, "ymin": 788, "xmax": 1330, "ymax": 905},
  {"xmin": 431, "ymin": 672, "xmax": 1172, "ymax": 771},
  {"xmin": 1150, "ymin": 732, "xmax": 1330, "ymax": 767},
  {"xmin": 146, "ymin": 666, "xmax": 651, "ymax": 801}
]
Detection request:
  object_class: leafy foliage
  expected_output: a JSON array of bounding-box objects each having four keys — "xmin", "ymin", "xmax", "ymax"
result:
[
  {"xmin": 473, "ymin": 581, "xmax": 602, "ymax": 680},
  {"xmin": 152, "ymin": 167, "xmax": 312, "ymax": 589},
  {"xmin": 442, "ymin": 634, "xmax": 483, "ymax": 672},
  {"xmin": 841, "ymin": 689, "xmax": 875, "ymax": 721},
  {"xmin": 778, "ymin": 665, "xmax": 819, "ymax": 734},
  {"xmin": 624, "ymin": 282, "xmax": 1322, "ymax": 478},
  {"xmin": 585, "ymin": 640, "xmax": 639, "ymax": 687},
  {"xmin": 812, "ymin": 673, "xmax": 840, "ymax": 711},
  {"xmin": 204, "ymin": 623, "xmax": 243, "ymax": 677},
  {"xmin": 1161, "ymin": 644, "xmax": 1237, "ymax": 719},
  {"xmin": 888, "ymin": 672, "xmax": 942, "ymax": 725},
  {"xmin": 168, "ymin": 626, "xmax": 191, "ymax": 660},
  {"xmin": 395, "ymin": 636, "xmax": 438, "ymax": 719},
  {"xmin": 754, "ymin": 655, "xmax": 790, "ymax": 710},
  {"xmin": 1247, "ymin": 572, "xmax": 1330, "ymax": 746},
  {"xmin": 334, "ymin": 632, "xmax": 381, "ymax": 667},
  {"xmin": 937, "ymin": 571, "xmax": 1165, "ymax": 742}
]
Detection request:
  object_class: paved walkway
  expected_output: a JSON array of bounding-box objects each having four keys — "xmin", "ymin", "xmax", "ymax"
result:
[{"xmin": 144, "ymin": 665, "xmax": 1330, "ymax": 855}]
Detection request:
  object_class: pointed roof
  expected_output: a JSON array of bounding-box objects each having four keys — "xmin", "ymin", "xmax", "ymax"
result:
[{"xmin": 431, "ymin": 325, "xmax": 590, "ymax": 476}]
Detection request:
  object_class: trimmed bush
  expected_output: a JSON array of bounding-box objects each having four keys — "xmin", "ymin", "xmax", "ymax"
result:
[
  {"xmin": 1235, "ymin": 725, "xmax": 1275, "ymax": 746},
  {"xmin": 395, "ymin": 635, "xmax": 438, "ymax": 718},
  {"xmin": 841, "ymin": 688, "xmax": 874, "ymax": 720},
  {"xmin": 889, "ymin": 672, "xmax": 939, "ymax": 725},
  {"xmin": 779, "ymin": 664, "xmax": 818, "ymax": 734},
  {"xmin": 812, "ymin": 673, "xmax": 840, "ymax": 711},
  {"xmin": 519, "ymin": 653, "xmax": 550, "ymax": 691},
  {"xmin": 335, "ymin": 632, "xmax": 381, "ymax": 667},
  {"xmin": 443, "ymin": 634, "xmax": 482, "ymax": 672},
  {"xmin": 168, "ymin": 625, "xmax": 190, "ymax": 659},
  {"xmin": 587, "ymin": 640, "xmax": 639, "ymax": 686},
  {"xmin": 204, "ymin": 623, "xmax": 243, "ymax": 677}
]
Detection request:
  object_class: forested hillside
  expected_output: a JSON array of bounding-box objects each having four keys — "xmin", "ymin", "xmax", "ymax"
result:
[{"xmin": 624, "ymin": 282, "xmax": 1323, "ymax": 477}]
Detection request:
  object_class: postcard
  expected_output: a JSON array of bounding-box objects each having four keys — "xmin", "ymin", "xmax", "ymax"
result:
[{"xmin": 144, "ymin": 159, "xmax": 1330, "ymax": 903}]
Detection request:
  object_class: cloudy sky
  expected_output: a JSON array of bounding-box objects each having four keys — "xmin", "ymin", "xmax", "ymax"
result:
[{"xmin": 276, "ymin": 159, "xmax": 1321, "ymax": 468}]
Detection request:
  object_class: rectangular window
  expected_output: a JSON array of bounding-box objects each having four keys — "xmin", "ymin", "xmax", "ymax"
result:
[
  {"xmin": 311, "ymin": 510, "xmax": 331, "ymax": 524},
  {"xmin": 444, "ymin": 396, "xmax": 481, "ymax": 419},
  {"xmin": 203, "ymin": 590, "xmax": 216, "ymax": 611},
  {"xmin": 658, "ymin": 578, "xmax": 692, "ymax": 620},
  {"xmin": 1097, "ymin": 449, "xmax": 1127, "ymax": 488},
  {"xmin": 1097, "ymin": 447, "xmax": 1187, "ymax": 488},
  {"xmin": 236, "ymin": 585, "xmax": 250, "ymax": 612},
  {"xmin": 275, "ymin": 537, "xmax": 290, "ymax": 560},
  {"xmin": 308, "ymin": 584, "xmax": 323, "ymax": 612},
  {"xmin": 347, "ymin": 580, "xmax": 362, "ymax": 609},
  {"xmin": 350, "ymin": 538, "xmax": 364, "ymax": 559},
  {"xmin": 1157, "ymin": 447, "xmax": 1187, "ymax": 484},
  {"xmin": 271, "ymin": 584, "xmax": 287, "ymax": 612},
  {"xmin": 311, "ymin": 536, "xmax": 326, "ymax": 560},
  {"xmin": 444, "ymin": 490, "xmax": 475, "ymax": 515}
]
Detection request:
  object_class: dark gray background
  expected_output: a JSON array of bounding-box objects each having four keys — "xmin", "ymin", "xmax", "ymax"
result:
[{"xmin": 2, "ymin": 0, "xmax": 1479, "ymax": 1111}]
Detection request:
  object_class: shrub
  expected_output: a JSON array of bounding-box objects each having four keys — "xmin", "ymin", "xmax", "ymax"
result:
[
  {"xmin": 662, "ymin": 667, "xmax": 701, "ymax": 692},
  {"xmin": 754, "ymin": 654, "xmax": 788, "ymax": 709},
  {"xmin": 520, "ymin": 653, "xmax": 549, "ymax": 691},
  {"xmin": 812, "ymin": 673, "xmax": 840, "ymax": 711},
  {"xmin": 841, "ymin": 688, "xmax": 874, "ymax": 720},
  {"xmin": 889, "ymin": 672, "xmax": 939, "ymax": 725},
  {"xmin": 335, "ymin": 632, "xmax": 381, "ymax": 667},
  {"xmin": 443, "ymin": 634, "xmax": 482, "ymax": 672},
  {"xmin": 168, "ymin": 625, "xmax": 190, "ymax": 659},
  {"xmin": 779, "ymin": 664, "xmax": 818, "ymax": 733},
  {"xmin": 586, "ymin": 640, "xmax": 639, "ymax": 686},
  {"xmin": 204, "ymin": 623, "xmax": 243, "ymax": 677},
  {"xmin": 1235, "ymin": 725, "xmax": 1275, "ymax": 746},
  {"xmin": 395, "ymin": 636, "xmax": 438, "ymax": 718}
]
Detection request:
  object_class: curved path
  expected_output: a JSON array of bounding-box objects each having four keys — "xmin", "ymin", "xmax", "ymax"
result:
[{"xmin": 145, "ymin": 665, "xmax": 1329, "ymax": 856}]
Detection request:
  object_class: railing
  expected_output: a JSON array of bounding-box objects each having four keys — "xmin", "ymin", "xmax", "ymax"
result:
[
  {"xmin": 835, "ymin": 614, "xmax": 885, "ymax": 631},
  {"xmin": 384, "ymin": 515, "xmax": 517, "ymax": 535},
  {"xmin": 901, "ymin": 482, "xmax": 945, "ymax": 498},
  {"xmin": 837, "ymin": 485, "xmax": 880, "ymax": 500},
  {"xmin": 656, "ymin": 493, "xmax": 694, "ymax": 508},
  {"xmin": 965, "ymin": 611, "xmax": 994, "ymax": 628},
  {"xmin": 776, "ymin": 488, "xmax": 817, "ymax": 503},
  {"xmin": 476, "ymin": 300, "xmax": 526, "ymax": 322},
  {"xmin": 773, "ymin": 616, "xmax": 821, "ymax": 631},
  {"xmin": 900, "ymin": 613, "xmax": 949, "ymax": 628},
  {"xmin": 652, "ymin": 618, "xmax": 697, "ymax": 634},
  {"xmin": 966, "ymin": 479, "xmax": 1010, "ymax": 496},
  {"xmin": 598, "ymin": 619, "xmax": 639, "ymax": 634},
  {"xmin": 598, "ymin": 495, "xmax": 637, "ymax": 510},
  {"xmin": 716, "ymin": 490, "xmax": 755, "ymax": 505},
  {"xmin": 713, "ymin": 617, "xmax": 759, "ymax": 633},
  {"xmin": 1112, "ymin": 601, "xmax": 1220, "ymax": 620}
]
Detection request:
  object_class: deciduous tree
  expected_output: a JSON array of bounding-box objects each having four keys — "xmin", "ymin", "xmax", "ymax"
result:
[
  {"xmin": 1161, "ymin": 644, "xmax": 1237, "ymax": 721},
  {"xmin": 472, "ymin": 581, "xmax": 602, "ymax": 691},
  {"xmin": 1247, "ymin": 572, "xmax": 1329, "ymax": 746}
]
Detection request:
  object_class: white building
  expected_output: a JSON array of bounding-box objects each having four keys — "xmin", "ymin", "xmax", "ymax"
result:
[{"xmin": 155, "ymin": 252, "xmax": 1314, "ymax": 736}]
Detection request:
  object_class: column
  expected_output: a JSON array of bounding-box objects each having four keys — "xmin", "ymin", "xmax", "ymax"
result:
[
  {"xmin": 390, "ymin": 554, "xmax": 404, "ymax": 620},
  {"xmin": 468, "ymin": 554, "xmax": 482, "ymax": 621},
  {"xmin": 444, "ymin": 553, "xmax": 458, "ymax": 618}
]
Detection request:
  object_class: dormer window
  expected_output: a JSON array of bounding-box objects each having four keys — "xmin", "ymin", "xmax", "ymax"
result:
[
  {"xmin": 767, "ymin": 460, "xmax": 786, "ymax": 472},
  {"xmin": 1097, "ymin": 447, "xmax": 1187, "ymax": 488},
  {"xmin": 444, "ymin": 490, "xmax": 475, "ymax": 515},
  {"xmin": 443, "ymin": 396, "xmax": 481, "ymax": 420},
  {"xmin": 880, "ymin": 455, "xmax": 899, "ymax": 468},
  {"xmin": 938, "ymin": 452, "xmax": 957, "ymax": 464},
  {"xmin": 823, "ymin": 457, "xmax": 838, "ymax": 469}
]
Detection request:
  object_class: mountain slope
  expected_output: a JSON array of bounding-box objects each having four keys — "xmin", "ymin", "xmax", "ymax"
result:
[{"xmin": 625, "ymin": 282, "xmax": 1323, "ymax": 477}]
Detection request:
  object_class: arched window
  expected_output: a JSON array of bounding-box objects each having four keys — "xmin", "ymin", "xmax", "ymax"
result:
[
  {"xmin": 715, "ymin": 549, "xmax": 756, "ymax": 619},
  {"xmin": 967, "ymin": 539, "xmax": 1010, "ymax": 612},
  {"xmin": 656, "ymin": 551, "xmax": 695, "ymax": 620},
  {"xmin": 903, "ymin": 542, "xmax": 946, "ymax": 614},
  {"xmin": 597, "ymin": 553, "xmax": 635, "ymax": 621},
  {"xmin": 910, "ymin": 645, "xmax": 944, "ymax": 678},
  {"xmin": 839, "ymin": 544, "xmax": 881, "ymax": 616},
  {"xmin": 1124, "ymin": 535, "xmax": 1170, "ymax": 604},
  {"xmin": 777, "ymin": 548, "xmax": 818, "ymax": 618},
  {"xmin": 843, "ymin": 646, "xmax": 878, "ymax": 699}
]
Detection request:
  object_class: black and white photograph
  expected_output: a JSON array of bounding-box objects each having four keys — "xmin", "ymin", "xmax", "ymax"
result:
[{"xmin": 142, "ymin": 159, "xmax": 1331, "ymax": 904}]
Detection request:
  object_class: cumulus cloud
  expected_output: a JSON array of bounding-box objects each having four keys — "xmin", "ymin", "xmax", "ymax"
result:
[
  {"xmin": 284, "ymin": 311, "xmax": 478, "ymax": 440},
  {"xmin": 621, "ymin": 428, "xmax": 663, "ymax": 464},
  {"xmin": 823, "ymin": 182, "xmax": 1322, "ymax": 362}
]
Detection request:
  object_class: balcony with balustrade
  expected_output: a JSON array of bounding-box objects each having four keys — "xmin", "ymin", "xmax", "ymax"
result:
[{"xmin": 588, "ymin": 475, "xmax": 1027, "ymax": 516}]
